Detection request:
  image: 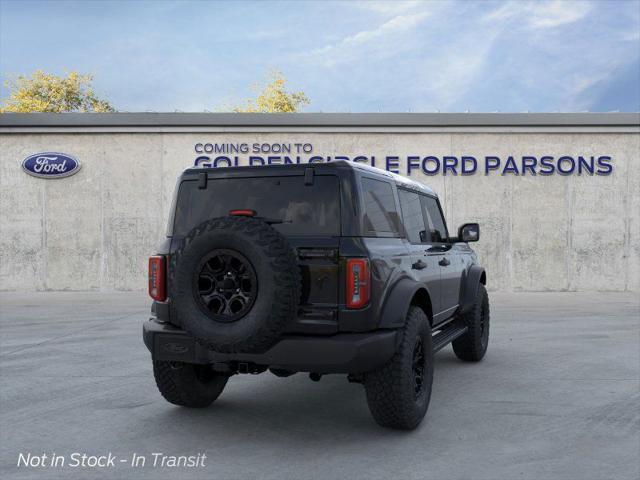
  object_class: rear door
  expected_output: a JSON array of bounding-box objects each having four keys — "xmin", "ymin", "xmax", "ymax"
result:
[
  {"xmin": 355, "ymin": 176, "xmax": 410, "ymax": 331},
  {"xmin": 397, "ymin": 188, "xmax": 441, "ymax": 316}
]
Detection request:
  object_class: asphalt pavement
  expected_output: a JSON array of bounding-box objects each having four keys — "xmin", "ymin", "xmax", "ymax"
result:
[{"xmin": 0, "ymin": 291, "xmax": 638, "ymax": 480}]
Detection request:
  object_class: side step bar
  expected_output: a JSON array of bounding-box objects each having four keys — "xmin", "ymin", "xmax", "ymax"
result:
[{"xmin": 432, "ymin": 321, "xmax": 468, "ymax": 352}]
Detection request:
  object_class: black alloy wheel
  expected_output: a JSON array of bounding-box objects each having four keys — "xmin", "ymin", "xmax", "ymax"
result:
[{"xmin": 194, "ymin": 249, "xmax": 257, "ymax": 322}]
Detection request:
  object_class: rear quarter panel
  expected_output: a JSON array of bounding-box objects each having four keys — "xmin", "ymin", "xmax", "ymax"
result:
[{"xmin": 338, "ymin": 236, "xmax": 409, "ymax": 331}]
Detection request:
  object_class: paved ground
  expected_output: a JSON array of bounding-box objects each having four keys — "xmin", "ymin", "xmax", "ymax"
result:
[{"xmin": 0, "ymin": 292, "xmax": 638, "ymax": 480}]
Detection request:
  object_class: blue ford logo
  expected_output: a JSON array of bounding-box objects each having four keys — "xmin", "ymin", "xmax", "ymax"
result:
[{"xmin": 21, "ymin": 152, "xmax": 81, "ymax": 179}]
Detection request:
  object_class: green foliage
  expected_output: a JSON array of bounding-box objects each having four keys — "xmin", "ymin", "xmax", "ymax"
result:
[
  {"xmin": 1, "ymin": 70, "xmax": 115, "ymax": 113},
  {"xmin": 234, "ymin": 71, "xmax": 309, "ymax": 113}
]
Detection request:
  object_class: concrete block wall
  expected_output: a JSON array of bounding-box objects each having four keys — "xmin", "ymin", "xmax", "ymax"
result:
[{"xmin": 0, "ymin": 130, "xmax": 638, "ymax": 292}]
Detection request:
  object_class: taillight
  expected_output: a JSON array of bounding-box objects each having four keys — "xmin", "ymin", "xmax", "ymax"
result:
[
  {"xmin": 346, "ymin": 258, "xmax": 370, "ymax": 309},
  {"xmin": 149, "ymin": 256, "xmax": 166, "ymax": 301}
]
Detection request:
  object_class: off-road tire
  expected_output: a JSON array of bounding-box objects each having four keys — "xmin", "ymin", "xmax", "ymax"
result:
[
  {"xmin": 363, "ymin": 306, "xmax": 434, "ymax": 430},
  {"xmin": 169, "ymin": 216, "xmax": 301, "ymax": 353},
  {"xmin": 452, "ymin": 283, "xmax": 490, "ymax": 361},
  {"xmin": 153, "ymin": 360, "xmax": 228, "ymax": 408}
]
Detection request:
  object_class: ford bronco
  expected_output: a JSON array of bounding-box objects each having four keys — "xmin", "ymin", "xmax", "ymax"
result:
[{"xmin": 143, "ymin": 161, "xmax": 489, "ymax": 430}]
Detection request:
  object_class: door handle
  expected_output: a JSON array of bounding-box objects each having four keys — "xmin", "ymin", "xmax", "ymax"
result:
[
  {"xmin": 412, "ymin": 260, "xmax": 427, "ymax": 270},
  {"xmin": 438, "ymin": 257, "xmax": 450, "ymax": 267}
]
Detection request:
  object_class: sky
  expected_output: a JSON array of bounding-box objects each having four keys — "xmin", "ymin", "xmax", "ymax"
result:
[{"xmin": 1, "ymin": 0, "xmax": 639, "ymax": 112}]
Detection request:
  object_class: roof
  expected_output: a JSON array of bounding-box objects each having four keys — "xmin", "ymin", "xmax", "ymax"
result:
[
  {"xmin": 1, "ymin": 112, "xmax": 638, "ymax": 133},
  {"xmin": 184, "ymin": 159, "xmax": 437, "ymax": 197},
  {"xmin": 345, "ymin": 161, "xmax": 436, "ymax": 196}
]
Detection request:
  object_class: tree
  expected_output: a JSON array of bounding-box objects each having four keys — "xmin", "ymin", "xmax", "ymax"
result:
[
  {"xmin": 1, "ymin": 70, "xmax": 114, "ymax": 113},
  {"xmin": 234, "ymin": 71, "xmax": 309, "ymax": 113}
]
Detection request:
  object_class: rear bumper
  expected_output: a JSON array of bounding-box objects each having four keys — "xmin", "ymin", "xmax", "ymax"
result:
[{"xmin": 142, "ymin": 319, "xmax": 398, "ymax": 374}]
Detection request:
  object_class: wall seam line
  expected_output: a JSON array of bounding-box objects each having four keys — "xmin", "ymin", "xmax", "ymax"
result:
[
  {"xmin": 567, "ymin": 164, "xmax": 574, "ymax": 291},
  {"xmin": 623, "ymin": 141, "xmax": 631, "ymax": 291},
  {"xmin": 41, "ymin": 182, "xmax": 47, "ymax": 291},
  {"xmin": 509, "ymin": 161, "xmax": 514, "ymax": 292},
  {"xmin": 100, "ymin": 137, "xmax": 106, "ymax": 291}
]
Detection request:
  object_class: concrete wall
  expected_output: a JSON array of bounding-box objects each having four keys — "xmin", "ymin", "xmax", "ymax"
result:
[{"xmin": 1, "ymin": 127, "xmax": 639, "ymax": 292}]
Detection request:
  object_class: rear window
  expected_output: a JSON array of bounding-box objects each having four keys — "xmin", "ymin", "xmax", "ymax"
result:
[
  {"xmin": 171, "ymin": 175, "xmax": 340, "ymax": 236},
  {"xmin": 361, "ymin": 177, "xmax": 401, "ymax": 236},
  {"xmin": 398, "ymin": 189, "xmax": 427, "ymax": 243}
]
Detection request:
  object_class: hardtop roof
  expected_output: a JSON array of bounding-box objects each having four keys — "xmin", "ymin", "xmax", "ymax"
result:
[{"xmin": 185, "ymin": 160, "xmax": 436, "ymax": 196}]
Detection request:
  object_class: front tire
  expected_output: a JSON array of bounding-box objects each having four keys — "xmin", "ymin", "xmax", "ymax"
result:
[
  {"xmin": 363, "ymin": 306, "xmax": 434, "ymax": 430},
  {"xmin": 153, "ymin": 361, "xmax": 229, "ymax": 408},
  {"xmin": 452, "ymin": 283, "xmax": 490, "ymax": 361}
]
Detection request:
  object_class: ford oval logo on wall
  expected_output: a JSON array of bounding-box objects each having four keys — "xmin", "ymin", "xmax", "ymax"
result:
[{"xmin": 21, "ymin": 152, "xmax": 81, "ymax": 179}]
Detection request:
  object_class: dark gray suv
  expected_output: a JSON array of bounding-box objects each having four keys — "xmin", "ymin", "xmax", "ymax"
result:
[{"xmin": 144, "ymin": 160, "xmax": 489, "ymax": 430}]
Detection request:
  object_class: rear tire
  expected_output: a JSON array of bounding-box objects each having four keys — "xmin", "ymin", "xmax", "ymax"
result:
[
  {"xmin": 169, "ymin": 216, "xmax": 301, "ymax": 354},
  {"xmin": 452, "ymin": 283, "xmax": 490, "ymax": 362},
  {"xmin": 153, "ymin": 361, "xmax": 229, "ymax": 408},
  {"xmin": 363, "ymin": 306, "xmax": 433, "ymax": 430}
]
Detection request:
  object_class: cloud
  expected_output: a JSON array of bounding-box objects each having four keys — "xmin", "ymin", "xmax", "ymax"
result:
[
  {"xmin": 299, "ymin": 1, "xmax": 501, "ymax": 110},
  {"xmin": 582, "ymin": 57, "xmax": 640, "ymax": 111},
  {"xmin": 118, "ymin": 0, "xmax": 635, "ymax": 112},
  {"xmin": 335, "ymin": 12, "xmax": 428, "ymax": 46},
  {"xmin": 307, "ymin": 11, "xmax": 429, "ymax": 66},
  {"xmin": 415, "ymin": 29, "xmax": 501, "ymax": 110},
  {"xmin": 5, "ymin": 0, "xmax": 634, "ymax": 112},
  {"xmin": 351, "ymin": 0, "xmax": 426, "ymax": 15},
  {"xmin": 483, "ymin": 0, "xmax": 592, "ymax": 29},
  {"xmin": 528, "ymin": 1, "xmax": 592, "ymax": 28},
  {"xmin": 474, "ymin": 0, "xmax": 638, "ymax": 112},
  {"xmin": 619, "ymin": 30, "xmax": 640, "ymax": 42}
]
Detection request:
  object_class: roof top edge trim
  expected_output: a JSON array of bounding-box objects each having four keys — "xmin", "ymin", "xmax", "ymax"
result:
[{"xmin": 1, "ymin": 112, "xmax": 639, "ymax": 128}]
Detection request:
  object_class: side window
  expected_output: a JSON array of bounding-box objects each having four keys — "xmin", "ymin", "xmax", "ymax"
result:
[
  {"xmin": 398, "ymin": 189, "xmax": 427, "ymax": 243},
  {"xmin": 421, "ymin": 196, "xmax": 449, "ymax": 243},
  {"xmin": 361, "ymin": 177, "xmax": 401, "ymax": 236}
]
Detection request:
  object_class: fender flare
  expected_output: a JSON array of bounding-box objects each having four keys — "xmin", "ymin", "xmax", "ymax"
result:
[
  {"xmin": 459, "ymin": 265, "xmax": 486, "ymax": 315},
  {"xmin": 378, "ymin": 278, "xmax": 433, "ymax": 329}
]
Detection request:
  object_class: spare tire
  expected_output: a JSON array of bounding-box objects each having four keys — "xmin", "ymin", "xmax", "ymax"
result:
[{"xmin": 169, "ymin": 216, "xmax": 300, "ymax": 353}]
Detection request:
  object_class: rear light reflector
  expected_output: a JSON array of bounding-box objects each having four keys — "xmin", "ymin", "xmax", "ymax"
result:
[
  {"xmin": 149, "ymin": 256, "xmax": 166, "ymax": 301},
  {"xmin": 346, "ymin": 258, "xmax": 370, "ymax": 309}
]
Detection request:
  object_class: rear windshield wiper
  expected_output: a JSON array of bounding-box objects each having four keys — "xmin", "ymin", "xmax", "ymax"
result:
[
  {"xmin": 257, "ymin": 217, "xmax": 290, "ymax": 225},
  {"xmin": 228, "ymin": 209, "xmax": 290, "ymax": 225}
]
